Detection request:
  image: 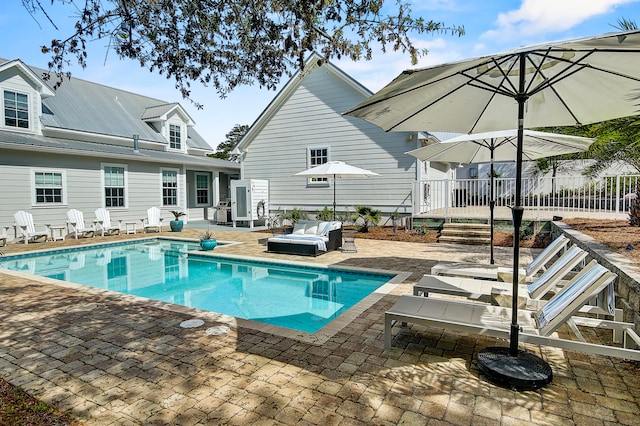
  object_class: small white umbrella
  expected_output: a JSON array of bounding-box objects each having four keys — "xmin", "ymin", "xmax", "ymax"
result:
[
  {"xmin": 294, "ymin": 161, "xmax": 380, "ymax": 220},
  {"xmin": 406, "ymin": 129, "xmax": 594, "ymax": 264}
]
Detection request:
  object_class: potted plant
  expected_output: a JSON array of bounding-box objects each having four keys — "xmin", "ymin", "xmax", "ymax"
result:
[
  {"xmin": 169, "ymin": 210, "xmax": 186, "ymax": 232},
  {"xmin": 199, "ymin": 231, "xmax": 217, "ymax": 251}
]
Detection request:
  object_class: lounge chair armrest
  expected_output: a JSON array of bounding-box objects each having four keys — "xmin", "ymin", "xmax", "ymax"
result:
[{"xmin": 326, "ymin": 228, "xmax": 343, "ymax": 251}]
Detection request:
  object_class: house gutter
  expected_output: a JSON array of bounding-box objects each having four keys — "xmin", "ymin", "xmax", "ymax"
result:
[{"xmin": 0, "ymin": 141, "xmax": 239, "ymax": 170}]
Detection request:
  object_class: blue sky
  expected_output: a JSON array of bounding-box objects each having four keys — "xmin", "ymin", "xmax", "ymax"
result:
[{"xmin": 2, "ymin": 0, "xmax": 640, "ymax": 149}]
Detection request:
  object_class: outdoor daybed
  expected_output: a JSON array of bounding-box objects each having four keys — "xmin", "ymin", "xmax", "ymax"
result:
[{"xmin": 267, "ymin": 221, "xmax": 343, "ymax": 256}]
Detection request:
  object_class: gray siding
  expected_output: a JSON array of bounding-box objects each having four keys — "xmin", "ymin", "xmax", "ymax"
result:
[
  {"xmin": 0, "ymin": 149, "xmax": 195, "ymax": 230},
  {"xmin": 241, "ymin": 64, "xmax": 416, "ymax": 215}
]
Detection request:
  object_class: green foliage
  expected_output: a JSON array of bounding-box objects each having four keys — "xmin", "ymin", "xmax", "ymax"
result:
[
  {"xmin": 354, "ymin": 205, "xmax": 381, "ymax": 232},
  {"xmin": 316, "ymin": 206, "xmax": 334, "ymax": 221},
  {"xmin": 200, "ymin": 231, "xmax": 214, "ymax": 240},
  {"xmin": 629, "ymin": 185, "xmax": 640, "ymax": 227},
  {"xmin": 538, "ymin": 118, "xmax": 640, "ymax": 178},
  {"xmin": 210, "ymin": 124, "xmax": 249, "ymax": 160},
  {"xmin": 335, "ymin": 209, "xmax": 358, "ymax": 227},
  {"xmin": 24, "ymin": 0, "xmax": 464, "ymax": 106},
  {"xmin": 169, "ymin": 210, "xmax": 186, "ymax": 220},
  {"xmin": 282, "ymin": 208, "xmax": 307, "ymax": 226}
]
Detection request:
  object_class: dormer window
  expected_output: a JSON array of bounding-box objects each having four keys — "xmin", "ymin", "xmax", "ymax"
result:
[
  {"xmin": 4, "ymin": 90, "xmax": 29, "ymax": 129},
  {"xmin": 169, "ymin": 124, "xmax": 181, "ymax": 149}
]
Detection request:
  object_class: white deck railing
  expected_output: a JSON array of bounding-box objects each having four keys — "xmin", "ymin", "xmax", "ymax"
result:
[{"xmin": 413, "ymin": 175, "xmax": 640, "ymax": 220}]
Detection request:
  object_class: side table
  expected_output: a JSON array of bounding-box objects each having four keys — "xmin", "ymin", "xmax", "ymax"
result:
[
  {"xmin": 125, "ymin": 222, "xmax": 137, "ymax": 235},
  {"xmin": 342, "ymin": 230, "xmax": 357, "ymax": 253},
  {"xmin": 47, "ymin": 225, "xmax": 66, "ymax": 241}
]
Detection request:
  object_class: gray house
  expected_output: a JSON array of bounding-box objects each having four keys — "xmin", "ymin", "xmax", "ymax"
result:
[
  {"xmin": 233, "ymin": 53, "xmax": 449, "ymax": 222},
  {"xmin": 0, "ymin": 58, "xmax": 239, "ymax": 231}
]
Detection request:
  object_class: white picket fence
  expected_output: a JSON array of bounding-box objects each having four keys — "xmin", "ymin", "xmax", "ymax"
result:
[{"xmin": 413, "ymin": 175, "xmax": 640, "ymax": 220}]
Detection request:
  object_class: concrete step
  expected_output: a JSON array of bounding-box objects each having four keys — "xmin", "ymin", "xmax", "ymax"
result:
[
  {"xmin": 440, "ymin": 229, "xmax": 491, "ymax": 238},
  {"xmin": 439, "ymin": 222, "xmax": 492, "ymax": 245},
  {"xmin": 442, "ymin": 223, "xmax": 491, "ymax": 229},
  {"xmin": 438, "ymin": 235, "xmax": 491, "ymax": 245}
]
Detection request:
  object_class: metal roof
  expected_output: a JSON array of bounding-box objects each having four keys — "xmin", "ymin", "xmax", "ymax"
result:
[{"xmin": 0, "ymin": 58, "xmax": 213, "ymax": 151}]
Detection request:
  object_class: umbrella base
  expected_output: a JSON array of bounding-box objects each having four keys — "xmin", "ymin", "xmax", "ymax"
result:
[{"xmin": 477, "ymin": 347, "xmax": 552, "ymax": 391}]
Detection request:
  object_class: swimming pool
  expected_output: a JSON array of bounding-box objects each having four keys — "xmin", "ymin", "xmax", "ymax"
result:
[{"xmin": 0, "ymin": 239, "xmax": 394, "ymax": 333}]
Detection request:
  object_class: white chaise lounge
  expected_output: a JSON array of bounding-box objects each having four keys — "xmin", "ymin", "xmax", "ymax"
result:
[
  {"xmin": 385, "ymin": 264, "xmax": 640, "ymax": 361},
  {"xmin": 430, "ymin": 234, "xmax": 570, "ymax": 282},
  {"xmin": 414, "ymin": 245, "xmax": 589, "ymax": 305}
]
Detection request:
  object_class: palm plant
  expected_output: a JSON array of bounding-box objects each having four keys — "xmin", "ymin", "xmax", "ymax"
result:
[
  {"xmin": 354, "ymin": 205, "xmax": 381, "ymax": 233},
  {"xmin": 170, "ymin": 210, "xmax": 186, "ymax": 221}
]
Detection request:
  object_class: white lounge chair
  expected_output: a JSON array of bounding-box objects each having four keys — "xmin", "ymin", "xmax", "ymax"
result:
[
  {"xmin": 385, "ymin": 264, "xmax": 640, "ymax": 361},
  {"xmin": 430, "ymin": 234, "xmax": 570, "ymax": 282},
  {"xmin": 142, "ymin": 207, "xmax": 163, "ymax": 233},
  {"xmin": 414, "ymin": 245, "xmax": 589, "ymax": 306},
  {"xmin": 13, "ymin": 211, "xmax": 49, "ymax": 245},
  {"xmin": 94, "ymin": 208, "xmax": 121, "ymax": 236},
  {"xmin": 67, "ymin": 209, "xmax": 96, "ymax": 239}
]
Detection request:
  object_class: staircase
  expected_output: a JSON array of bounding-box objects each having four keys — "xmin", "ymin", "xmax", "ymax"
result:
[{"xmin": 438, "ymin": 222, "xmax": 492, "ymax": 245}]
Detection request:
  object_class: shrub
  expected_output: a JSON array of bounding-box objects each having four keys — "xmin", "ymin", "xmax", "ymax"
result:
[
  {"xmin": 282, "ymin": 208, "xmax": 307, "ymax": 226},
  {"xmin": 316, "ymin": 206, "xmax": 334, "ymax": 221},
  {"xmin": 354, "ymin": 205, "xmax": 381, "ymax": 233}
]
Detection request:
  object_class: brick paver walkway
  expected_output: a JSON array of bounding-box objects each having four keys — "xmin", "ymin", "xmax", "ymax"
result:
[{"xmin": 0, "ymin": 228, "xmax": 638, "ymax": 425}]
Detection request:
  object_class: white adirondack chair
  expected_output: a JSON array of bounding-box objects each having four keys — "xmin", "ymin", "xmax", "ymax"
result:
[
  {"xmin": 142, "ymin": 207, "xmax": 163, "ymax": 233},
  {"xmin": 13, "ymin": 211, "xmax": 49, "ymax": 245},
  {"xmin": 0, "ymin": 225, "xmax": 9, "ymax": 247},
  {"xmin": 67, "ymin": 209, "xmax": 96, "ymax": 239},
  {"xmin": 94, "ymin": 208, "xmax": 121, "ymax": 236}
]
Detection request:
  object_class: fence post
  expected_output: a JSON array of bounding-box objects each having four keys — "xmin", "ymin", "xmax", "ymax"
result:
[
  {"xmin": 444, "ymin": 179, "xmax": 450, "ymax": 220},
  {"xmin": 536, "ymin": 175, "xmax": 541, "ymax": 221},
  {"xmin": 615, "ymin": 175, "xmax": 620, "ymax": 216}
]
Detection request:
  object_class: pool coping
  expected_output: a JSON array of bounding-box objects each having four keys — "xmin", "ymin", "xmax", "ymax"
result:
[{"xmin": 0, "ymin": 237, "xmax": 410, "ymax": 345}]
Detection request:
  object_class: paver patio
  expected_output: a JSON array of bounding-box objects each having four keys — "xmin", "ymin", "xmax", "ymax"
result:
[{"xmin": 0, "ymin": 227, "xmax": 638, "ymax": 425}]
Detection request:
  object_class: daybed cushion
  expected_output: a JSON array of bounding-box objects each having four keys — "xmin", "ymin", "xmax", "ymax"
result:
[
  {"xmin": 267, "ymin": 221, "xmax": 342, "ymax": 255},
  {"xmin": 267, "ymin": 235, "xmax": 328, "ymax": 251},
  {"xmin": 292, "ymin": 223, "xmax": 307, "ymax": 235}
]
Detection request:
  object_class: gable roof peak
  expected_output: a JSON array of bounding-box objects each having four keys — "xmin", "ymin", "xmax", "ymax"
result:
[{"xmin": 0, "ymin": 58, "xmax": 56, "ymax": 97}]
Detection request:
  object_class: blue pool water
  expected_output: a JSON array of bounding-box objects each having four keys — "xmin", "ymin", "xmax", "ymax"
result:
[{"xmin": 0, "ymin": 239, "xmax": 392, "ymax": 333}]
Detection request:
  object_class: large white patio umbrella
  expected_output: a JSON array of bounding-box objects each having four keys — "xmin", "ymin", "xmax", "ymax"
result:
[
  {"xmin": 294, "ymin": 161, "xmax": 380, "ymax": 220},
  {"xmin": 345, "ymin": 29, "xmax": 640, "ymax": 389},
  {"xmin": 406, "ymin": 129, "xmax": 595, "ymax": 264}
]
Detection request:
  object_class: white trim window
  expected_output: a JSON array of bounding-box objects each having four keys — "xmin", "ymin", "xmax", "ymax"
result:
[
  {"xmin": 4, "ymin": 90, "xmax": 29, "ymax": 129},
  {"xmin": 162, "ymin": 169, "xmax": 179, "ymax": 206},
  {"xmin": 195, "ymin": 173, "xmax": 210, "ymax": 206},
  {"xmin": 169, "ymin": 124, "xmax": 182, "ymax": 150},
  {"xmin": 32, "ymin": 170, "xmax": 66, "ymax": 205},
  {"xmin": 308, "ymin": 147, "xmax": 329, "ymax": 184},
  {"xmin": 103, "ymin": 164, "xmax": 127, "ymax": 207}
]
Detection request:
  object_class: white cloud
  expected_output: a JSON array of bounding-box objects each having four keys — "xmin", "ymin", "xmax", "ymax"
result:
[
  {"xmin": 481, "ymin": 0, "xmax": 640, "ymax": 43},
  {"xmin": 336, "ymin": 38, "xmax": 463, "ymax": 91}
]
